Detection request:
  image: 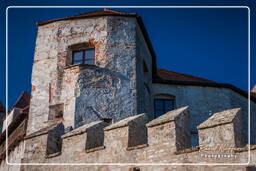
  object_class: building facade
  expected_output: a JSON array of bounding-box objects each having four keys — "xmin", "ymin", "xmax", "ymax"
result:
[{"xmin": 0, "ymin": 9, "xmax": 256, "ymax": 171}]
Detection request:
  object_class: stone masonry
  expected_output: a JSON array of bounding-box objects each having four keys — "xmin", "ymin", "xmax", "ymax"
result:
[
  {"xmin": 3, "ymin": 106, "xmax": 255, "ymax": 171},
  {"xmin": 28, "ymin": 10, "xmax": 153, "ymax": 135}
]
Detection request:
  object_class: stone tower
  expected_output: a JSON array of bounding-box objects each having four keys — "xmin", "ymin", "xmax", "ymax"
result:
[{"xmin": 27, "ymin": 9, "xmax": 155, "ymax": 135}]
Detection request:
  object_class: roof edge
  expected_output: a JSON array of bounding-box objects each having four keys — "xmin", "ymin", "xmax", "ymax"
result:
[
  {"xmin": 157, "ymin": 68, "xmax": 215, "ymax": 83},
  {"xmin": 153, "ymin": 79, "xmax": 256, "ymax": 103},
  {"xmin": 37, "ymin": 9, "xmax": 138, "ymax": 26}
]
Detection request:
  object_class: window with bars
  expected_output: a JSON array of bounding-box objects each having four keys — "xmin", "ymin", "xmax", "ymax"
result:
[
  {"xmin": 154, "ymin": 98, "xmax": 175, "ymax": 118},
  {"xmin": 72, "ymin": 48, "xmax": 95, "ymax": 65}
]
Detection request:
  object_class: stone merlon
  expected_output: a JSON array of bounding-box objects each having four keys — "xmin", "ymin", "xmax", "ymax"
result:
[
  {"xmin": 104, "ymin": 113, "xmax": 148, "ymax": 131},
  {"xmin": 62, "ymin": 120, "xmax": 109, "ymax": 139},
  {"xmin": 197, "ymin": 108, "xmax": 241, "ymax": 130},
  {"xmin": 25, "ymin": 122, "xmax": 64, "ymax": 140},
  {"xmin": 146, "ymin": 106, "xmax": 189, "ymax": 127}
]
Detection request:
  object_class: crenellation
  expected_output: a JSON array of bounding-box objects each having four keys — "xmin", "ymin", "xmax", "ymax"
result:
[{"xmin": 21, "ymin": 106, "xmax": 251, "ymax": 165}]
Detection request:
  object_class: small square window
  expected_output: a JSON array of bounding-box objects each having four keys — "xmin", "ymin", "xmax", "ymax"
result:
[
  {"xmin": 73, "ymin": 51, "xmax": 83, "ymax": 64},
  {"xmin": 72, "ymin": 48, "xmax": 95, "ymax": 65},
  {"xmin": 154, "ymin": 99, "xmax": 175, "ymax": 118},
  {"xmin": 49, "ymin": 104, "xmax": 64, "ymax": 121}
]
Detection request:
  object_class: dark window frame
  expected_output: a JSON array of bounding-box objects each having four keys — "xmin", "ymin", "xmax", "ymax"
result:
[
  {"xmin": 154, "ymin": 98, "xmax": 175, "ymax": 118},
  {"xmin": 71, "ymin": 47, "xmax": 95, "ymax": 65},
  {"xmin": 48, "ymin": 103, "xmax": 64, "ymax": 121}
]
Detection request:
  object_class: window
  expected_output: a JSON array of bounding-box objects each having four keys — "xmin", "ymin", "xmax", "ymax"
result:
[
  {"xmin": 72, "ymin": 48, "xmax": 95, "ymax": 65},
  {"xmin": 154, "ymin": 97, "xmax": 175, "ymax": 118},
  {"xmin": 48, "ymin": 103, "xmax": 64, "ymax": 121}
]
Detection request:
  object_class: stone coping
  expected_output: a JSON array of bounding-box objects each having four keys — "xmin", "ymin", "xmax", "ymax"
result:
[
  {"xmin": 62, "ymin": 121, "xmax": 103, "ymax": 139},
  {"xmin": 174, "ymin": 146, "xmax": 200, "ymax": 155},
  {"xmin": 104, "ymin": 113, "xmax": 147, "ymax": 131},
  {"xmin": 85, "ymin": 146, "xmax": 105, "ymax": 153},
  {"xmin": 197, "ymin": 108, "xmax": 241, "ymax": 130},
  {"xmin": 173, "ymin": 145, "xmax": 256, "ymax": 155},
  {"xmin": 25, "ymin": 122, "xmax": 62, "ymax": 140},
  {"xmin": 45, "ymin": 151, "xmax": 62, "ymax": 159},
  {"xmin": 146, "ymin": 106, "xmax": 188, "ymax": 127},
  {"xmin": 234, "ymin": 144, "xmax": 256, "ymax": 153},
  {"xmin": 126, "ymin": 144, "xmax": 148, "ymax": 151}
]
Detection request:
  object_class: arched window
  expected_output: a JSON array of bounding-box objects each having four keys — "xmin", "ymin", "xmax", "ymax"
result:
[{"xmin": 154, "ymin": 94, "xmax": 175, "ymax": 118}]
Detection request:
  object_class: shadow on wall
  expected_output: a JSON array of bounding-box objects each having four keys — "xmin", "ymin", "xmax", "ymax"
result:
[{"xmin": 73, "ymin": 66, "xmax": 131, "ymax": 129}]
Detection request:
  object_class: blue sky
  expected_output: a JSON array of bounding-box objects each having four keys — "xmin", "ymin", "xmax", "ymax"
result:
[{"xmin": 0, "ymin": 0, "xmax": 255, "ymax": 109}]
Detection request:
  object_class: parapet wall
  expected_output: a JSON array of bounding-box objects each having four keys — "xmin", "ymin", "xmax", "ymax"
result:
[{"xmin": 18, "ymin": 106, "xmax": 255, "ymax": 169}]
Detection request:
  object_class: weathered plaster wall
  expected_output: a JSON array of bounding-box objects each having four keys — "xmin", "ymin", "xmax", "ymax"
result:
[
  {"xmin": 28, "ymin": 16, "xmax": 152, "ymax": 134},
  {"xmin": 73, "ymin": 16, "xmax": 138, "ymax": 128},
  {"xmin": 152, "ymin": 84, "xmax": 256, "ymax": 145}
]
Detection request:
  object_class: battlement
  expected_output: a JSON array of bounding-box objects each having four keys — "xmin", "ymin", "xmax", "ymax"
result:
[{"xmin": 21, "ymin": 106, "xmax": 247, "ymax": 164}]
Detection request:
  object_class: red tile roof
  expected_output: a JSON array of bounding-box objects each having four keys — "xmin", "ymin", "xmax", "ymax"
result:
[
  {"xmin": 157, "ymin": 68, "xmax": 215, "ymax": 83},
  {"xmin": 37, "ymin": 9, "xmax": 137, "ymax": 26},
  {"xmin": 12, "ymin": 92, "xmax": 31, "ymax": 110},
  {"xmin": 155, "ymin": 69, "xmax": 256, "ymax": 103},
  {"xmin": 2, "ymin": 92, "xmax": 30, "ymax": 122}
]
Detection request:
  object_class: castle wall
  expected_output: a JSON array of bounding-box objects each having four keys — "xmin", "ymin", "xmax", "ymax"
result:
[
  {"xmin": 12, "ymin": 11, "xmax": 256, "ymax": 171},
  {"xmin": 15, "ymin": 165, "xmax": 253, "ymax": 171},
  {"xmin": 152, "ymin": 84, "xmax": 256, "ymax": 145},
  {"xmin": 17, "ymin": 107, "xmax": 256, "ymax": 171}
]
